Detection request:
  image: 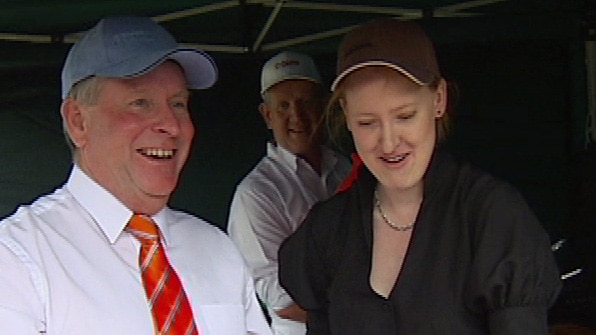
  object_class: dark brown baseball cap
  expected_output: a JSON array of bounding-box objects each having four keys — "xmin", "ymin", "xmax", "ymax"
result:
[{"xmin": 331, "ymin": 18, "xmax": 440, "ymax": 91}]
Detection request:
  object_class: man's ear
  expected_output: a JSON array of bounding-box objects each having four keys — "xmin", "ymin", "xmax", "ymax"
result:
[
  {"xmin": 61, "ymin": 98, "xmax": 89, "ymax": 149},
  {"xmin": 258, "ymin": 102, "xmax": 272, "ymax": 130}
]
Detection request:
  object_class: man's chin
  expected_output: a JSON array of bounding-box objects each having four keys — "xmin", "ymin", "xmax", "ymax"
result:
[{"xmin": 141, "ymin": 183, "xmax": 176, "ymax": 201}]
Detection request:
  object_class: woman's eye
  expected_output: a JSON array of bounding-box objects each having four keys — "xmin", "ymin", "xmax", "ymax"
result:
[
  {"xmin": 397, "ymin": 112, "xmax": 415, "ymax": 120},
  {"xmin": 357, "ymin": 120, "xmax": 375, "ymax": 127}
]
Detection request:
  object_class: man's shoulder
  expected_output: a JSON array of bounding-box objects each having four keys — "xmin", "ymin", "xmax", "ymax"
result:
[
  {"xmin": 167, "ymin": 209, "xmax": 249, "ymax": 268},
  {"xmin": 167, "ymin": 209, "xmax": 222, "ymax": 231},
  {"xmin": 0, "ymin": 187, "xmax": 70, "ymax": 235},
  {"xmin": 0, "ymin": 187, "xmax": 73, "ymax": 268},
  {"xmin": 166, "ymin": 209, "xmax": 236, "ymax": 246},
  {"xmin": 235, "ymin": 157, "xmax": 296, "ymax": 193}
]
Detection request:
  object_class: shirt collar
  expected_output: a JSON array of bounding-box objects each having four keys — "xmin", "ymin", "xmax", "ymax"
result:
[
  {"xmin": 319, "ymin": 146, "xmax": 340, "ymax": 179},
  {"xmin": 65, "ymin": 165, "xmax": 171, "ymax": 245},
  {"xmin": 268, "ymin": 142, "xmax": 298, "ymax": 170},
  {"xmin": 267, "ymin": 142, "xmax": 339, "ymax": 177}
]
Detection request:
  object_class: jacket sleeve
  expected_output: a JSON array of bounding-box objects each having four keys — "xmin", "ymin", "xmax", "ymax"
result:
[
  {"xmin": 279, "ymin": 203, "xmax": 332, "ymax": 334},
  {"xmin": 464, "ymin": 182, "xmax": 562, "ymax": 335}
]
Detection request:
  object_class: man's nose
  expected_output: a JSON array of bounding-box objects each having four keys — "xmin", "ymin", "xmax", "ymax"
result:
[{"xmin": 154, "ymin": 104, "xmax": 182, "ymax": 136}]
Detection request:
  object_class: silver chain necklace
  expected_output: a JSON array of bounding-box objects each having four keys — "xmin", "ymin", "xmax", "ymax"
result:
[{"xmin": 374, "ymin": 189, "xmax": 415, "ymax": 232}]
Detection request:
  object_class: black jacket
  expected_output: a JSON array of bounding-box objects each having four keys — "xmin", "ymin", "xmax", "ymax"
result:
[{"xmin": 279, "ymin": 149, "xmax": 561, "ymax": 334}]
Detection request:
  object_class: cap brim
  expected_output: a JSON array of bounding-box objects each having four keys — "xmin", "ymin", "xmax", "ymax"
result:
[
  {"xmin": 167, "ymin": 49, "xmax": 218, "ymax": 90},
  {"xmin": 95, "ymin": 48, "xmax": 218, "ymax": 90},
  {"xmin": 331, "ymin": 60, "xmax": 428, "ymax": 91}
]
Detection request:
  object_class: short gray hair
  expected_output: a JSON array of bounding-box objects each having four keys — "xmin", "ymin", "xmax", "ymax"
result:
[{"xmin": 61, "ymin": 76, "xmax": 103, "ymax": 157}]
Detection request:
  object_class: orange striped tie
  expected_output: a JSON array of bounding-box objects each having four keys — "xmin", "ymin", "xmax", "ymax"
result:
[{"xmin": 128, "ymin": 214, "xmax": 199, "ymax": 335}]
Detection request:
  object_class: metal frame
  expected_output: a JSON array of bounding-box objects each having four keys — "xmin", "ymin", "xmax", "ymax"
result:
[
  {"xmin": 585, "ymin": 40, "xmax": 596, "ymax": 146},
  {"xmin": 0, "ymin": 0, "xmax": 509, "ymax": 53}
]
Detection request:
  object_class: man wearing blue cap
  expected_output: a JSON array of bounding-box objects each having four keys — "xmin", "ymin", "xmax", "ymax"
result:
[
  {"xmin": 227, "ymin": 51, "xmax": 351, "ymax": 335},
  {"xmin": 0, "ymin": 16, "xmax": 271, "ymax": 335}
]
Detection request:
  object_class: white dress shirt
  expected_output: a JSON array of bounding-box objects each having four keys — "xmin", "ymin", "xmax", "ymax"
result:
[
  {"xmin": 0, "ymin": 165, "xmax": 272, "ymax": 335},
  {"xmin": 227, "ymin": 143, "xmax": 350, "ymax": 335}
]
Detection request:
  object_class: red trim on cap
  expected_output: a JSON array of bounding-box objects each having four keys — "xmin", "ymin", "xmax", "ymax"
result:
[{"xmin": 275, "ymin": 60, "xmax": 300, "ymax": 69}]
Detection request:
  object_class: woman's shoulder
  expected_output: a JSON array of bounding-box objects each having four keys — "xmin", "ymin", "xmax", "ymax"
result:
[
  {"xmin": 305, "ymin": 189, "xmax": 353, "ymax": 233},
  {"xmin": 442, "ymin": 152, "xmax": 520, "ymax": 202},
  {"xmin": 299, "ymin": 184, "xmax": 365, "ymax": 247}
]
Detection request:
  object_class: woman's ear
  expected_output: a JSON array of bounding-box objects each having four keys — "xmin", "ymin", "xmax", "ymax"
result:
[
  {"xmin": 434, "ymin": 79, "xmax": 448, "ymax": 118},
  {"xmin": 61, "ymin": 98, "xmax": 88, "ymax": 149}
]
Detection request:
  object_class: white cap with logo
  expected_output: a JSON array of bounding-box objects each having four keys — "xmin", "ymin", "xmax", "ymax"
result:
[{"xmin": 260, "ymin": 51, "xmax": 322, "ymax": 96}]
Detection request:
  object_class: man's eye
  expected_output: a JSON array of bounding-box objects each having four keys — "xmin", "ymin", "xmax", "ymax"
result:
[
  {"xmin": 172, "ymin": 101, "xmax": 187, "ymax": 109},
  {"xmin": 131, "ymin": 99, "xmax": 150, "ymax": 108},
  {"xmin": 302, "ymin": 99, "xmax": 315, "ymax": 108},
  {"xmin": 278, "ymin": 101, "xmax": 290, "ymax": 111}
]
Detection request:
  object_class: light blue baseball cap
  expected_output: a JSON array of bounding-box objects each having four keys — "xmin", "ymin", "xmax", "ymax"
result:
[{"xmin": 61, "ymin": 16, "xmax": 218, "ymax": 99}]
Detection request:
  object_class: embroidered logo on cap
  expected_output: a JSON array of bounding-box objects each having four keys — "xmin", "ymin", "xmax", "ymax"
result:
[{"xmin": 275, "ymin": 59, "xmax": 300, "ymax": 69}]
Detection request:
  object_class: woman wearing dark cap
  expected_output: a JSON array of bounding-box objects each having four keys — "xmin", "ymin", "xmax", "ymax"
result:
[{"xmin": 278, "ymin": 18, "xmax": 561, "ymax": 334}]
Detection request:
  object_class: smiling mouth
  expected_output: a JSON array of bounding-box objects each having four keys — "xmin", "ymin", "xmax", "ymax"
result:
[
  {"xmin": 138, "ymin": 148, "xmax": 176, "ymax": 159},
  {"xmin": 382, "ymin": 153, "xmax": 409, "ymax": 164}
]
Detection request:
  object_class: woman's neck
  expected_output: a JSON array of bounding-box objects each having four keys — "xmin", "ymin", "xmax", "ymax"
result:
[{"xmin": 376, "ymin": 181, "xmax": 424, "ymax": 209}]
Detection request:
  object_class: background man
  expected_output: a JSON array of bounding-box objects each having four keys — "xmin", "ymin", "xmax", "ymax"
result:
[
  {"xmin": 0, "ymin": 16, "xmax": 271, "ymax": 335},
  {"xmin": 227, "ymin": 51, "xmax": 351, "ymax": 335}
]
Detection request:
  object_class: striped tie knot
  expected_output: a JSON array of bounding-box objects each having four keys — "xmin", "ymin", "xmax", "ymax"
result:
[
  {"xmin": 127, "ymin": 214, "xmax": 199, "ymax": 335},
  {"xmin": 128, "ymin": 214, "xmax": 159, "ymax": 241}
]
